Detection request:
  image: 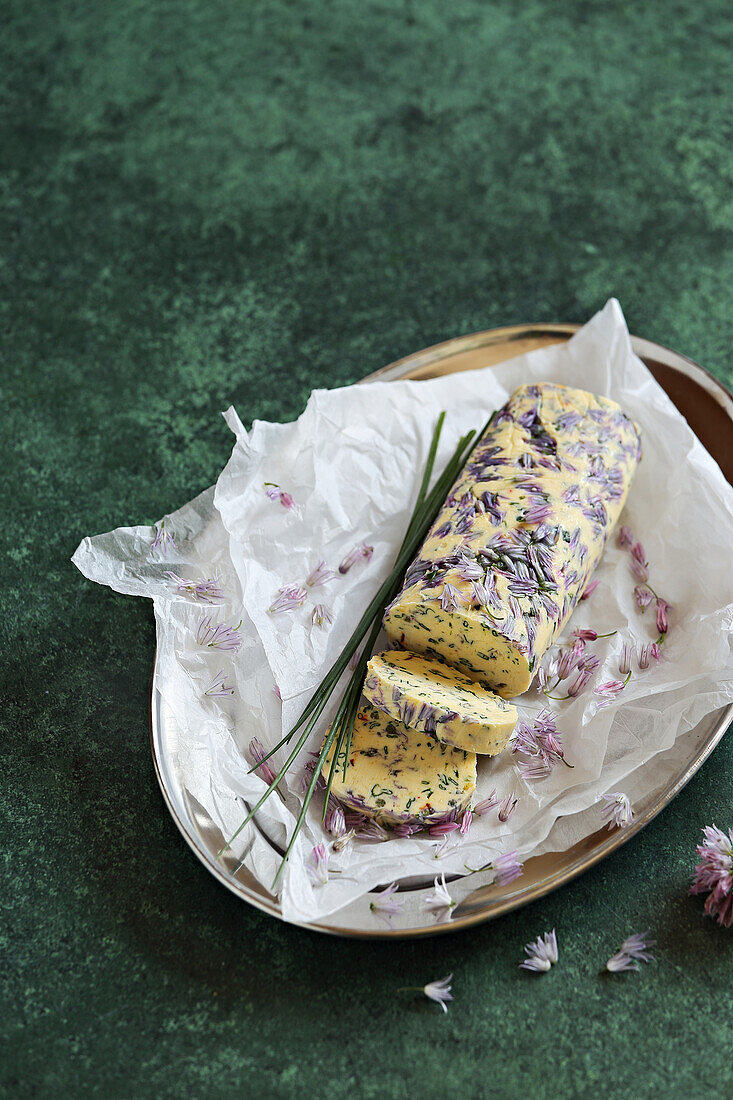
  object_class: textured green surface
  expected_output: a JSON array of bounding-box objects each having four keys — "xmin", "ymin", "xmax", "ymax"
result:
[{"xmin": 2, "ymin": 1, "xmax": 732, "ymax": 1096}]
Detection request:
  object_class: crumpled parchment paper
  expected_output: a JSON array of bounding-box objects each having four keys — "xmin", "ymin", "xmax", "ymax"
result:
[{"xmin": 73, "ymin": 299, "xmax": 733, "ymax": 923}]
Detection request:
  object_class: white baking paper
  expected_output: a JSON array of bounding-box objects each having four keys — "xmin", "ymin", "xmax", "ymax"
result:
[{"xmin": 72, "ymin": 300, "xmax": 733, "ymax": 923}]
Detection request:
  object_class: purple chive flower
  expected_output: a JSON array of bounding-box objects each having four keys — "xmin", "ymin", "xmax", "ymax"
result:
[
  {"xmin": 269, "ymin": 583, "xmax": 307, "ymax": 614},
  {"xmin": 339, "ymin": 542, "xmax": 374, "ymax": 574},
  {"xmin": 470, "ymin": 581, "xmax": 491, "ymax": 609},
  {"xmin": 690, "ymin": 825, "xmax": 733, "ymax": 928},
  {"xmin": 517, "ymin": 757, "xmax": 553, "ymax": 781},
  {"xmin": 306, "ymin": 559, "xmax": 336, "ymax": 587},
  {"xmin": 249, "ymin": 737, "xmax": 277, "ymax": 786},
  {"xmin": 634, "ymin": 584, "xmax": 654, "ymax": 611},
  {"xmin": 520, "ymin": 929, "xmax": 558, "ymax": 972},
  {"xmin": 273, "ymin": 684, "xmax": 282, "ymax": 701},
  {"xmin": 196, "ymin": 614, "xmax": 243, "ymax": 652},
  {"xmin": 440, "ymin": 583, "xmax": 466, "ymax": 612},
  {"xmin": 573, "ymin": 628, "xmax": 600, "ymax": 642},
  {"xmin": 473, "ymin": 791, "xmax": 499, "ymax": 816},
  {"xmin": 264, "ymin": 483, "xmax": 295, "ymax": 509},
  {"xmin": 343, "ymin": 810, "xmax": 367, "ymax": 831},
  {"xmin": 619, "ymin": 642, "xmax": 633, "ymax": 676},
  {"xmin": 429, "ymin": 820, "xmax": 460, "ymax": 837},
  {"xmin": 151, "ymin": 520, "xmax": 176, "ymax": 557},
  {"xmin": 606, "ymin": 932, "xmax": 656, "ymax": 973},
  {"xmin": 555, "ymin": 647, "xmax": 581, "ymax": 682},
  {"xmin": 493, "ymin": 851, "xmax": 524, "ymax": 885},
  {"xmin": 308, "ymin": 843, "xmax": 329, "ymax": 886},
  {"xmin": 508, "ymin": 577, "xmax": 539, "ymax": 598},
  {"xmin": 203, "ymin": 670, "xmax": 235, "ymax": 698},
  {"xmin": 630, "ymin": 557, "xmax": 649, "ymax": 583},
  {"xmin": 594, "ymin": 672, "xmax": 631, "ymax": 707},
  {"xmin": 333, "ymin": 828, "xmax": 356, "ymax": 852},
  {"xmin": 422, "ymin": 975, "xmax": 453, "ymax": 1013},
  {"xmin": 617, "ymin": 525, "xmax": 634, "ymax": 549},
  {"xmin": 166, "ymin": 572, "xmax": 225, "ymax": 603},
  {"xmin": 423, "ymin": 872, "xmax": 456, "ymax": 923},
  {"xmin": 300, "ymin": 756, "xmax": 325, "ymax": 796},
  {"xmin": 524, "ymin": 504, "xmax": 554, "ymax": 525},
  {"xmin": 356, "ymin": 820, "xmax": 389, "ymax": 842},
  {"xmin": 567, "ymin": 664, "xmax": 595, "ymax": 698},
  {"xmin": 580, "ymin": 578, "xmax": 600, "ymax": 602},
  {"xmin": 600, "ymin": 792, "xmax": 634, "ymax": 829},
  {"xmin": 457, "ymin": 559, "xmax": 483, "ymax": 582},
  {"xmin": 637, "ymin": 641, "xmax": 660, "ymax": 670},
  {"xmin": 393, "ymin": 821, "xmax": 422, "ymax": 838},
  {"xmin": 433, "ymin": 836, "xmax": 450, "ymax": 860},
  {"xmin": 325, "ymin": 796, "xmax": 346, "ymax": 837},
  {"xmin": 656, "ymin": 598, "xmax": 672, "ymax": 635},
  {"xmin": 631, "ymin": 541, "xmax": 647, "ymax": 566},
  {"xmin": 459, "ymin": 808, "xmax": 472, "ymax": 837},
  {"xmin": 370, "ymin": 882, "xmax": 404, "ymax": 925},
  {"xmin": 498, "ymin": 795, "xmax": 518, "ymax": 823},
  {"xmin": 311, "ymin": 603, "xmax": 334, "ymax": 629}
]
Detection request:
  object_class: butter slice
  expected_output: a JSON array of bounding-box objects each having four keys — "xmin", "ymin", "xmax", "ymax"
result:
[
  {"xmin": 364, "ymin": 649, "xmax": 517, "ymax": 755},
  {"xmin": 323, "ymin": 704, "xmax": 476, "ymax": 826}
]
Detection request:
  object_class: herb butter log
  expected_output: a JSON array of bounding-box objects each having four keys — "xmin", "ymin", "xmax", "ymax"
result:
[
  {"xmin": 364, "ymin": 649, "xmax": 518, "ymax": 755},
  {"xmin": 322, "ymin": 704, "xmax": 476, "ymax": 826},
  {"xmin": 383, "ymin": 383, "xmax": 642, "ymax": 698}
]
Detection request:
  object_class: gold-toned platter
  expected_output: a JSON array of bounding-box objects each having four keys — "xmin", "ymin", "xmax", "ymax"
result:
[{"xmin": 150, "ymin": 325, "xmax": 733, "ymax": 937}]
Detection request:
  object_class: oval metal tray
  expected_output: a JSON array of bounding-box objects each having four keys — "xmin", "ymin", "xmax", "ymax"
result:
[{"xmin": 150, "ymin": 325, "xmax": 733, "ymax": 937}]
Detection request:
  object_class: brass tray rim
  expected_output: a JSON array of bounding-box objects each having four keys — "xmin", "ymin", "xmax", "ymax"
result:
[{"xmin": 149, "ymin": 323, "xmax": 733, "ymax": 938}]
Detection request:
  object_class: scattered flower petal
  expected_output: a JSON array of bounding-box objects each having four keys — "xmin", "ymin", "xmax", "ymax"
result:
[
  {"xmin": 264, "ymin": 483, "xmax": 296, "ymax": 509},
  {"xmin": 325, "ymin": 796, "xmax": 346, "ymax": 837},
  {"xmin": 203, "ymin": 670, "xmax": 235, "ymax": 698},
  {"xmin": 637, "ymin": 642, "xmax": 660, "ymax": 670},
  {"xmin": 151, "ymin": 520, "xmax": 176, "ymax": 557},
  {"xmin": 422, "ymin": 975, "xmax": 453, "ymax": 1013},
  {"xmin": 580, "ymin": 578, "xmax": 600, "ymax": 601},
  {"xmin": 498, "ymin": 795, "xmax": 518, "ymax": 823},
  {"xmin": 600, "ymin": 792, "xmax": 634, "ymax": 829},
  {"xmin": 520, "ymin": 929, "xmax": 558, "ymax": 972},
  {"xmin": 249, "ymin": 737, "xmax": 277, "ymax": 786},
  {"xmin": 306, "ymin": 559, "xmax": 336, "ymax": 587},
  {"xmin": 311, "ymin": 603, "xmax": 334, "ymax": 629},
  {"xmin": 196, "ymin": 614, "xmax": 242, "ymax": 652},
  {"xmin": 656, "ymin": 598, "xmax": 672, "ymax": 635},
  {"xmin": 356, "ymin": 820, "xmax": 389, "ymax": 842},
  {"xmin": 690, "ymin": 824, "xmax": 733, "ymax": 928},
  {"xmin": 594, "ymin": 671, "xmax": 631, "ymax": 707},
  {"xmin": 423, "ymin": 872, "xmax": 456, "ymax": 923},
  {"xmin": 619, "ymin": 642, "xmax": 633, "ymax": 676},
  {"xmin": 473, "ymin": 792, "xmax": 499, "ymax": 816},
  {"xmin": 606, "ymin": 931, "xmax": 656, "ymax": 972},
  {"xmin": 339, "ymin": 542, "xmax": 374, "ymax": 574},
  {"xmin": 629, "ymin": 557, "xmax": 649, "ymax": 583},
  {"xmin": 493, "ymin": 850, "xmax": 524, "ymax": 885},
  {"xmin": 269, "ymin": 583, "xmax": 307, "ymax": 614},
  {"xmin": 370, "ymin": 882, "xmax": 404, "ymax": 925},
  {"xmin": 333, "ymin": 828, "xmax": 355, "ymax": 853},
  {"xmin": 617, "ymin": 526, "xmax": 634, "ymax": 549},
  {"xmin": 166, "ymin": 572, "xmax": 224, "ymax": 603},
  {"xmin": 308, "ymin": 842, "xmax": 329, "ymax": 886},
  {"xmin": 634, "ymin": 585, "xmax": 654, "ymax": 611}
]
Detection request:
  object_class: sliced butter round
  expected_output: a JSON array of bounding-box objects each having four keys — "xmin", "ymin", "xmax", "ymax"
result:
[{"xmin": 363, "ymin": 649, "xmax": 518, "ymax": 755}]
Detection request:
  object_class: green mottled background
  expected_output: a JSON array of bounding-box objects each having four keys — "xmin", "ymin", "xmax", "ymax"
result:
[{"xmin": 2, "ymin": 1, "xmax": 732, "ymax": 1096}]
